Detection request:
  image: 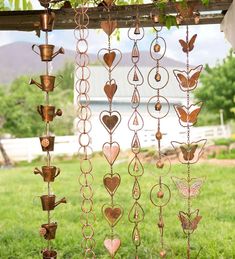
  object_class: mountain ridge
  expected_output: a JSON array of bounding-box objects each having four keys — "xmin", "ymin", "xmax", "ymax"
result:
[{"xmin": 0, "ymin": 42, "xmax": 186, "ymax": 85}]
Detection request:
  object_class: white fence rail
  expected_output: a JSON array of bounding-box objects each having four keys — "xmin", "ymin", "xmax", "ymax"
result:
[{"xmin": 0, "ymin": 125, "xmax": 231, "ymax": 163}]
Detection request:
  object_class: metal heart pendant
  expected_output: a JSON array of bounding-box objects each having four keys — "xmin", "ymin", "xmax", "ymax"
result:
[
  {"xmin": 101, "ymin": 20, "xmax": 117, "ymax": 36},
  {"xmin": 102, "ymin": 142, "xmax": 120, "ymax": 165},
  {"xmin": 102, "ymin": 204, "xmax": 123, "ymax": 227},
  {"xmin": 104, "ymin": 79, "xmax": 117, "ymax": 102},
  {"xmin": 103, "ymin": 173, "xmax": 121, "ymax": 195},
  {"xmin": 104, "ymin": 238, "xmax": 121, "ymax": 257}
]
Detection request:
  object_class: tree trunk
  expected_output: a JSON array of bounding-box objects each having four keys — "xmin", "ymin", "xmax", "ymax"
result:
[{"xmin": 0, "ymin": 139, "xmax": 12, "ymax": 166}]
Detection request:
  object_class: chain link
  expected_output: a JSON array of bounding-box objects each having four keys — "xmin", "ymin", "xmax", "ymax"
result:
[
  {"xmin": 74, "ymin": 2, "xmax": 96, "ymax": 257},
  {"xmin": 148, "ymin": 24, "xmax": 171, "ymax": 257},
  {"xmin": 127, "ymin": 18, "xmax": 145, "ymax": 258}
]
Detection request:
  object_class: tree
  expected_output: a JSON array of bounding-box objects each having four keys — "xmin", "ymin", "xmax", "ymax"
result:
[
  {"xmin": 0, "ymin": 62, "xmax": 75, "ymax": 138},
  {"xmin": 195, "ymin": 50, "xmax": 235, "ymax": 123}
]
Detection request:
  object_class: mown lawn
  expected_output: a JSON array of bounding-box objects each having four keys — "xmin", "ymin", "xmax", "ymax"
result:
[{"xmin": 0, "ymin": 156, "xmax": 234, "ymax": 259}]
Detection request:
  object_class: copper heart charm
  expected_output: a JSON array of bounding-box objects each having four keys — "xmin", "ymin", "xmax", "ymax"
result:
[
  {"xmin": 103, "ymin": 205, "xmax": 123, "ymax": 226},
  {"xmin": 104, "ymin": 80, "xmax": 117, "ymax": 102},
  {"xmin": 103, "ymin": 51, "xmax": 116, "ymax": 68},
  {"xmin": 98, "ymin": 48, "xmax": 122, "ymax": 72},
  {"xmin": 103, "ymin": 173, "xmax": 121, "ymax": 195},
  {"xmin": 102, "ymin": 115, "xmax": 118, "ymax": 131},
  {"xmin": 102, "ymin": 142, "xmax": 120, "ymax": 165},
  {"xmin": 103, "ymin": 0, "xmax": 115, "ymax": 7},
  {"xmin": 100, "ymin": 111, "xmax": 121, "ymax": 133},
  {"xmin": 104, "ymin": 238, "xmax": 121, "ymax": 257},
  {"xmin": 101, "ymin": 20, "xmax": 117, "ymax": 36}
]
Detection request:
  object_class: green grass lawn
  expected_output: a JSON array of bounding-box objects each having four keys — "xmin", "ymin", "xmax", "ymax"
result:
[{"xmin": 0, "ymin": 156, "xmax": 234, "ymax": 259}]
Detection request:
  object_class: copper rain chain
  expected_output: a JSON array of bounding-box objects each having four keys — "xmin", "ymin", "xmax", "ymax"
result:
[
  {"xmin": 31, "ymin": 0, "xmax": 66, "ymax": 258},
  {"xmin": 127, "ymin": 12, "xmax": 145, "ymax": 259},
  {"xmin": 28, "ymin": 1, "xmax": 207, "ymax": 258}
]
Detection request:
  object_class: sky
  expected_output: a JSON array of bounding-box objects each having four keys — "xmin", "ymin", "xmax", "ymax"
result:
[{"xmin": 0, "ymin": 1, "xmax": 231, "ymax": 67}]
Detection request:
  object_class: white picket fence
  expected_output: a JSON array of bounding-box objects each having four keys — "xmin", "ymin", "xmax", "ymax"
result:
[{"xmin": 0, "ymin": 125, "xmax": 231, "ymax": 163}]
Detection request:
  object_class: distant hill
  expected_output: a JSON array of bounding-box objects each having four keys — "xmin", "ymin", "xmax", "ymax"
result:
[{"xmin": 0, "ymin": 42, "xmax": 186, "ymax": 85}]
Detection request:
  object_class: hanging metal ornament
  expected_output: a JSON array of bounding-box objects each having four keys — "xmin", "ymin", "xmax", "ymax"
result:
[
  {"xmin": 147, "ymin": 18, "xmax": 172, "ymax": 258},
  {"xmin": 31, "ymin": 1, "xmax": 66, "ymax": 259},
  {"xmin": 98, "ymin": 2, "xmax": 123, "ymax": 258},
  {"xmin": 127, "ymin": 12, "xmax": 145, "ymax": 259},
  {"xmin": 74, "ymin": 0, "xmax": 96, "ymax": 258},
  {"xmin": 172, "ymin": 25, "xmax": 206, "ymax": 259}
]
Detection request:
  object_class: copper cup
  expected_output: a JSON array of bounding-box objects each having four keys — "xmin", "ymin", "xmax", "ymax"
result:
[
  {"xmin": 40, "ymin": 75, "xmax": 55, "ymax": 92},
  {"xmin": 32, "ymin": 44, "xmax": 64, "ymax": 62},
  {"xmin": 37, "ymin": 105, "xmax": 62, "ymax": 122},
  {"xmin": 34, "ymin": 166, "xmax": 60, "ymax": 182},
  {"xmin": 40, "ymin": 12, "xmax": 55, "ymax": 32},
  {"xmin": 40, "ymin": 195, "xmax": 66, "ymax": 211},
  {"xmin": 40, "ymin": 195, "xmax": 55, "ymax": 211},
  {"xmin": 41, "ymin": 222, "xmax": 57, "ymax": 240},
  {"xmin": 30, "ymin": 75, "xmax": 63, "ymax": 92},
  {"xmin": 42, "ymin": 249, "xmax": 57, "ymax": 259},
  {"xmin": 39, "ymin": 136, "xmax": 55, "ymax": 152}
]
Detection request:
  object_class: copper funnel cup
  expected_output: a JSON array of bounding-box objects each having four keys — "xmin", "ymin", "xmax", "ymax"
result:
[
  {"xmin": 42, "ymin": 249, "xmax": 57, "ymax": 259},
  {"xmin": 40, "ymin": 12, "xmax": 55, "ymax": 32},
  {"xmin": 34, "ymin": 166, "xmax": 60, "ymax": 182},
  {"xmin": 30, "ymin": 75, "xmax": 62, "ymax": 92},
  {"xmin": 32, "ymin": 44, "xmax": 64, "ymax": 62},
  {"xmin": 39, "ymin": 136, "xmax": 55, "ymax": 152},
  {"xmin": 40, "ymin": 195, "xmax": 66, "ymax": 211},
  {"xmin": 40, "ymin": 75, "xmax": 55, "ymax": 92},
  {"xmin": 37, "ymin": 105, "xmax": 62, "ymax": 122},
  {"xmin": 40, "ymin": 195, "xmax": 55, "ymax": 211},
  {"xmin": 41, "ymin": 222, "xmax": 57, "ymax": 240}
]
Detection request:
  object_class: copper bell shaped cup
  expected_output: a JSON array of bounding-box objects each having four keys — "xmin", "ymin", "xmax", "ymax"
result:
[
  {"xmin": 42, "ymin": 249, "xmax": 57, "ymax": 259},
  {"xmin": 29, "ymin": 75, "xmax": 62, "ymax": 92},
  {"xmin": 40, "ymin": 12, "xmax": 55, "ymax": 32},
  {"xmin": 41, "ymin": 222, "xmax": 57, "ymax": 240},
  {"xmin": 39, "ymin": 136, "xmax": 55, "ymax": 152},
  {"xmin": 34, "ymin": 166, "xmax": 60, "ymax": 182},
  {"xmin": 40, "ymin": 195, "xmax": 66, "ymax": 211},
  {"xmin": 32, "ymin": 44, "xmax": 64, "ymax": 62},
  {"xmin": 37, "ymin": 105, "xmax": 62, "ymax": 122}
]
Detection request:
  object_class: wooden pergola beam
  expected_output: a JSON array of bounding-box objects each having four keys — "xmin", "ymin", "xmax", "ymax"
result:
[{"xmin": 0, "ymin": 0, "xmax": 232, "ymax": 31}]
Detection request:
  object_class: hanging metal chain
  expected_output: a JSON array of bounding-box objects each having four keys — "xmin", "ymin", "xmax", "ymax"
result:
[
  {"xmin": 32, "ymin": 1, "xmax": 67, "ymax": 259},
  {"xmin": 127, "ymin": 13, "xmax": 145, "ymax": 259},
  {"xmin": 98, "ymin": 2, "xmax": 123, "ymax": 258},
  {"xmin": 172, "ymin": 25, "xmax": 206, "ymax": 259},
  {"xmin": 74, "ymin": 1, "xmax": 96, "ymax": 258},
  {"xmin": 147, "ymin": 21, "xmax": 171, "ymax": 258}
]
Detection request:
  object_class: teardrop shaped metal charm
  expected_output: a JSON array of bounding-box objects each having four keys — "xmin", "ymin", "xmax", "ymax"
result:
[
  {"xmin": 131, "ymin": 134, "xmax": 140, "ymax": 154},
  {"xmin": 131, "ymin": 89, "xmax": 140, "ymax": 109},
  {"xmin": 132, "ymin": 178, "xmax": 141, "ymax": 200},
  {"xmin": 128, "ymin": 202, "xmax": 145, "ymax": 223},
  {"xmin": 127, "ymin": 65, "xmax": 144, "ymax": 86},
  {"xmin": 132, "ymin": 44, "xmax": 139, "ymax": 58},
  {"xmin": 128, "ymin": 110, "xmax": 144, "ymax": 131},
  {"xmin": 128, "ymin": 156, "xmax": 144, "ymax": 177},
  {"xmin": 132, "ymin": 225, "xmax": 141, "ymax": 246},
  {"xmin": 133, "ymin": 70, "xmax": 139, "ymax": 82},
  {"xmin": 133, "ymin": 114, "xmax": 139, "ymax": 126}
]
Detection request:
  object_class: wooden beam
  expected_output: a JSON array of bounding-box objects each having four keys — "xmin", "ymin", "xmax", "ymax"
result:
[{"xmin": 0, "ymin": 0, "xmax": 232, "ymax": 31}]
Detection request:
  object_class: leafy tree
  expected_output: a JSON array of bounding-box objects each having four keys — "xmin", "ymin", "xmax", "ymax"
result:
[
  {"xmin": 0, "ymin": 0, "xmax": 32, "ymax": 10},
  {"xmin": 0, "ymin": 62, "xmax": 75, "ymax": 137},
  {"xmin": 195, "ymin": 50, "xmax": 235, "ymax": 123}
]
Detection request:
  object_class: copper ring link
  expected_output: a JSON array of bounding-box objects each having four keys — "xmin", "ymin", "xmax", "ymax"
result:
[
  {"xmin": 127, "ymin": 16, "xmax": 145, "ymax": 258},
  {"xmin": 74, "ymin": 1, "xmax": 96, "ymax": 257},
  {"xmin": 147, "ymin": 24, "xmax": 172, "ymax": 257}
]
